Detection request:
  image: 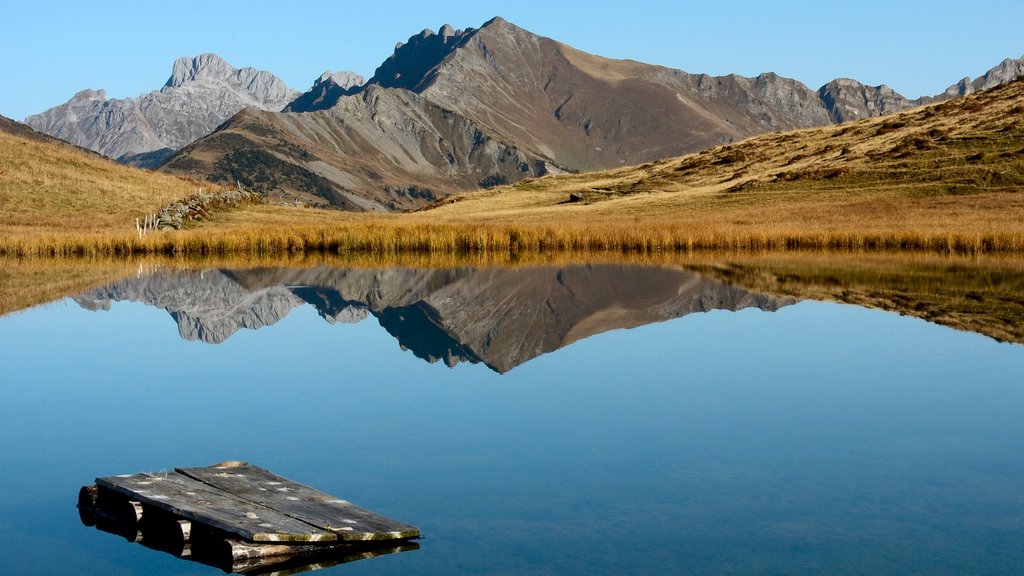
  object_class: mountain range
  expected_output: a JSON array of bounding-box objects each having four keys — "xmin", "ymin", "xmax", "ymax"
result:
[
  {"xmin": 24, "ymin": 17, "xmax": 1024, "ymax": 210},
  {"xmin": 24, "ymin": 54, "xmax": 315, "ymax": 168},
  {"xmin": 73, "ymin": 264, "xmax": 794, "ymax": 373}
]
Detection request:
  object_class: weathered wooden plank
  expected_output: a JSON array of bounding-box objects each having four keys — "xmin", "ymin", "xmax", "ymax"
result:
[
  {"xmin": 97, "ymin": 471, "xmax": 337, "ymax": 542},
  {"xmin": 178, "ymin": 463, "xmax": 420, "ymax": 541}
]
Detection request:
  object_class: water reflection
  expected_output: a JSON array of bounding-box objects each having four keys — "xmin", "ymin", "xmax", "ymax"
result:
[
  {"xmin": 78, "ymin": 499, "xmax": 417, "ymax": 575},
  {"xmin": 73, "ymin": 265, "xmax": 796, "ymax": 373}
]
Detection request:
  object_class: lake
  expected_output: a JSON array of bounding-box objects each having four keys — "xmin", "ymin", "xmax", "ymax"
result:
[{"xmin": 1, "ymin": 258, "xmax": 1022, "ymax": 575}]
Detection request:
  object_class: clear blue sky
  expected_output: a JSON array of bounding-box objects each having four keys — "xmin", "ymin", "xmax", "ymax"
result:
[{"xmin": 3, "ymin": 1, "xmax": 1022, "ymax": 121}]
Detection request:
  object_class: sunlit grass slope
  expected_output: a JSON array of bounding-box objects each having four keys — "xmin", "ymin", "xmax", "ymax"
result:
[{"xmin": 0, "ymin": 121, "xmax": 205, "ymax": 242}]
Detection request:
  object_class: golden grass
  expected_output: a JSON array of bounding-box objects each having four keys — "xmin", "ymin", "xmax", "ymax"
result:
[{"xmin": 0, "ymin": 129, "xmax": 214, "ymax": 240}]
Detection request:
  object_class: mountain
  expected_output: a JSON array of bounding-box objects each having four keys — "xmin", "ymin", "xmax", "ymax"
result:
[
  {"xmin": 160, "ymin": 17, "xmax": 837, "ymax": 209},
  {"xmin": 24, "ymin": 54, "xmax": 301, "ymax": 167},
  {"xmin": 73, "ymin": 264, "xmax": 795, "ymax": 372},
  {"xmin": 159, "ymin": 18, "xmax": 1024, "ymax": 211}
]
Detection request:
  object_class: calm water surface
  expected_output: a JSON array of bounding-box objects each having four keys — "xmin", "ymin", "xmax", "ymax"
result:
[{"xmin": 0, "ymin": 264, "xmax": 1021, "ymax": 575}]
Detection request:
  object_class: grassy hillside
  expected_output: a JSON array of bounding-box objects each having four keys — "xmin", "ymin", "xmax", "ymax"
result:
[{"xmin": 0, "ymin": 117, "xmax": 208, "ymax": 247}]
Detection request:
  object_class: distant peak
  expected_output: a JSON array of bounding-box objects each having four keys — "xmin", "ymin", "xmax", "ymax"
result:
[
  {"xmin": 314, "ymin": 70, "xmax": 365, "ymax": 91},
  {"xmin": 72, "ymin": 88, "xmax": 107, "ymax": 101},
  {"xmin": 482, "ymin": 16, "xmax": 509, "ymax": 28},
  {"xmin": 166, "ymin": 53, "xmax": 235, "ymax": 88}
]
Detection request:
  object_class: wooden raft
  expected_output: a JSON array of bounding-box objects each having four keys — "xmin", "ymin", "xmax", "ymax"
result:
[{"xmin": 91, "ymin": 461, "xmax": 419, "ymax": 543}]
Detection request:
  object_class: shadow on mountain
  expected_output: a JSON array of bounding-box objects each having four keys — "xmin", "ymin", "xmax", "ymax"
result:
[{"xmin": 73, "ymin": 264, "xmax": 795, "ymax": 373}]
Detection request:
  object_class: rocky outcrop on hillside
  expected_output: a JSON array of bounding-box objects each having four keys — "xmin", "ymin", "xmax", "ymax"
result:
[
  {"xmin": 938, "ymin": 55, "xmax": 1024, "ymax": 98},
  {"xmin": 24, "ymin": 54, "xmax": 301, "ymax": 167},
  {"xmin": 73, "ymin": 264, "xmax": 796, "ymax": 372},
  {"xmin": 818, "ymin": 79, "xmax": 915, "ymax": 123},
  {"xmin": 284, "ymin": 70, "xmax": 365, "ymax": 113}
]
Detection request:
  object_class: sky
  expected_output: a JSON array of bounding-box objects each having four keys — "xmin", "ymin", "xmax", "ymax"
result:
[{"xmin": 2, "ymin": 0, "xmax": 1022, "ymax": 121}]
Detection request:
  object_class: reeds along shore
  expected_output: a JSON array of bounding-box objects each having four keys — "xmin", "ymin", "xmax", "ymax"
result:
[{"xmin": 3, "ymin": 223, "xmax": 1024, "ymax": 258}]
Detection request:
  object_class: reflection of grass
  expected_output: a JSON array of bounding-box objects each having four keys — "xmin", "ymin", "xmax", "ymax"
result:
[
  {"xmin": 694, "ymin": 253, "xmax": 1024, "ymax": 344},
  {"xmin": 0, "ymin": 259, "xmax": 142, "ymax": 316},
  {"xmin": 4, "ymin": 254, "xmax": 1022, "ymax": 346}
]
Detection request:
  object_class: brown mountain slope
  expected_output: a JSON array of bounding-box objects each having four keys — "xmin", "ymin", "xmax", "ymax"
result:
[
  {"xmin": 160, "ymin": 17, "xmax": 843, "ymax": 210},
  {"xmin": 162, "ymin": 86, "xmax": 552, "ymax": 211},
  {"xmin": 409, "ymin": 17, "xmax": 831, "ymax": 170}
]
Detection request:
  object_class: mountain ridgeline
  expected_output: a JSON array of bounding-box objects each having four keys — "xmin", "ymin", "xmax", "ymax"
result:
[{"xmin": 26, "ymin": 17, "xmax": 1024, "ymax": 209}]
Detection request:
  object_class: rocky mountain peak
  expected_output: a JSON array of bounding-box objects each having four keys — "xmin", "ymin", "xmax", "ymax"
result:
[
  {"xmin": 166, "ymin": 53, "xmax": 235, "ymax": 87},
  {"xmin": 27, "ymin": 53, "xmax": 298, "ymax": 166},
  {"xmin": 70, "ymin": 88, "xmax": 108, "ymax": 101},
  {"xmin": 369, "ymin": 22, "xmax": 477, "ymax": 91},
  {"xmin": 315, "ymin": 70, "xmax": 365, "ymax": 90}
]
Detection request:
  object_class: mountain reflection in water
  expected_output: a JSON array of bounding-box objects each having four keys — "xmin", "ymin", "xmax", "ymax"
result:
[{"xmin": 72, "ymin": 265, "xmax": 795, "ymax": 373}]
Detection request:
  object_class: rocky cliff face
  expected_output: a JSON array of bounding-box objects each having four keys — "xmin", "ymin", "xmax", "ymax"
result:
[
  {"xmin": 24, "ymin": 54, "xmax": 301, "ymax": 167},
  {"xmin": 73, "ymin": 264, "xmax": 796, "ymax": 373}
]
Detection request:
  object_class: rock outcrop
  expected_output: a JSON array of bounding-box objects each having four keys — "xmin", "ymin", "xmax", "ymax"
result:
[
  {"xmin": 284, "ymin": 70, "xmax": 365, "ymax": 113},
  {"xmin": 818, "ymin": 79, "xmax": 915, "ymax": 123},
  {"xmin": 24, "ymin": 54, "xmax": 301, "ymax": 167},
  {"xmin": 938, "ymin": 55, "xmax": 1024, "ymax": 98},
  {"xmin": 73, "ymin": 264, "xmax": 796, "ymax": 372}
]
